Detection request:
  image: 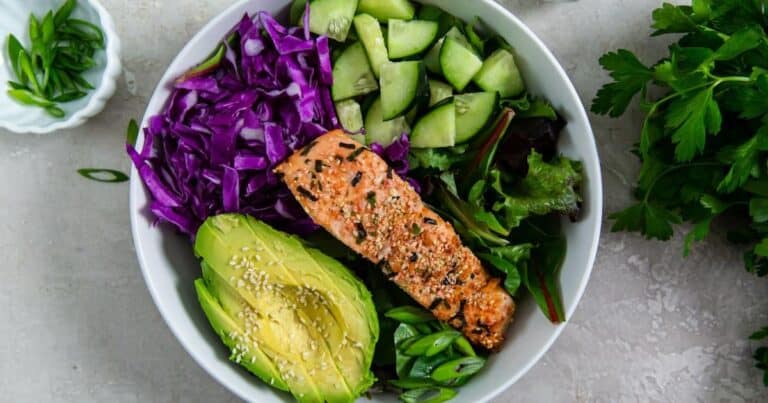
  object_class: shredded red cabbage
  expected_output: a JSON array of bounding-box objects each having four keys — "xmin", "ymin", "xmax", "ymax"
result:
[
  {"xmin": 128, "ymin": 9, "xmax": 336, "ymax": 238},
  {"xmin": 370, "ymin": 133, "xmax": 421, "ymax": 193}
]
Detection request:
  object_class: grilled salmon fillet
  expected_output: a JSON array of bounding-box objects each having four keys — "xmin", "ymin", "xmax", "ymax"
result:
[{"xmin": 275, "ymin": 130, "xmax": 514, "ymax": 350}]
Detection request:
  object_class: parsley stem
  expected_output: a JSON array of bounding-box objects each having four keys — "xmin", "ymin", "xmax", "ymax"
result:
[{"xmin": 642, "ymin": 162, "xmax": 725, "ymax": 204}]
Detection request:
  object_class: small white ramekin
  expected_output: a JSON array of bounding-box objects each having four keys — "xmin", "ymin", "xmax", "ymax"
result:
[{"xmin": 0, "ymin": 0, "xmax": 121, "ymax": 134}]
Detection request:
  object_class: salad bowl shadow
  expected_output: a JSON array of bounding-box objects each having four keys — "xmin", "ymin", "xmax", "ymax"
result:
[
  {"xmin": 0, "ymin": 0, "xmax": 121, "ymax": 134},
  {"xmin": 129, "ymin": 0, "xmax": 603, "ymax": 402}
]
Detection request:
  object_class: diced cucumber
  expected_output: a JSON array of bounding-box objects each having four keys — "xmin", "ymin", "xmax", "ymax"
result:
[
  {"xmin": 336, "ymin": 99, "xmax": 364, "ymax": 132},
  {"xmin": 357, "ymin": 0, "xmax": 415, "ymax": 21},
  {"xmin": 455, "ymin": 92, "xmax": 498, "ymax": 143},
  {"xmin": 411, "ymin": 98, "xmax": 456, "ymax": 148},
  {"xmin": 405, "ymin": 105, "xmax": 420, "ymax": 125},
  {"xmin": 428, "ymin": 79, "xmax": 453, "ymax": 106},
  {"xmin": 380, "ymin": 61, "xmax": 429, "ymax": 120},
  {"xmin": 332, "ymin": 42, "xmax": 379, "ymax": 101},
  {"xmin": 364, "ymin": 97, "xmax": 411, "ymax": 147},
  {"xmin": 387, "ymin": 19, "xmax": 439, "ymax": 59},
  {"xmin": 473, "ymin": 49, "xmax": 525, "ymax": 98},
  {"xmin": 305, "ymin": 0, "xmax": 358, "ymax": 42},
  {"xmin": 417, "ymin": 4, "xmax": 460, "ymax": 37},
  {"xmin": 353, "ymin": 14, "xmax": 389, "ymax": 77},
  {"xmin": 440, "ymin": 36, "xmax": 483, "ymax": 91},
  {"xmin": 423, "ymin": 27, "xmax": 471, "ymax": 74}
]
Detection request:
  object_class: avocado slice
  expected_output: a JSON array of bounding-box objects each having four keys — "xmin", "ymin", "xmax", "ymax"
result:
[{"xmin": 194, "ymin": 214, "xmax": 379, "ymax": 403}]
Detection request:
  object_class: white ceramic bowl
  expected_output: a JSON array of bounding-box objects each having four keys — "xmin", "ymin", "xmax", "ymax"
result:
[
  {"xmin": 0, "ymin": 0, "xmax": 121, "ymax": 134},
  {"xmin": 130, "ymin": 1, "xmax": 603, "ymax": 401}
]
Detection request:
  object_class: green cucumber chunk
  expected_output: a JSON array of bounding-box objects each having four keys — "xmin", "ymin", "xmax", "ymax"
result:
[
  {"xmin": 455, "ymin": 92, "xmax": 498, "ymax": 143},
  {"xmin": 353, "ymin": 14, "xmax": 389, "ymax": 77},
  {"xmin": 336, "ymin": 99, "xmax": 365, "ymax": 143},
  {"xmin": 332, "ymin": 42, "xmax": 378, "ymax": 101},
  {"xmin": 440, "ymin": 36, "xmax": 483, "ymax": 91},
  {"xmin": 364, "ymin": 97, "xmax": 411, "ymax": 147},
  {"xmin": 473, "ymin": 49, "xmax": 525, "ymax": 98},
  {"xmin": 305, "ymin": 0, "xmax": 358, "ymax": 42},
  {"xmin": 387, "ymin": 19, "xmax": 439, "ymax": 59},
  {"xmin": 380, "ymin": 60, "xmax": 429, "ymax": 120},
  {"xmin": 428, "ymin": 79, "xmax": 453, "ymax": 106},
  {"xmin": 423, "ymin": 27, "xmax": 471, "ymax": 74},
  {"xmin": 411, "ymin": 98, "xmax": 456, "ymax": 148},
  {"xmin": 357, "ymin": 0, "xmax": 415, "ymax": 21}
]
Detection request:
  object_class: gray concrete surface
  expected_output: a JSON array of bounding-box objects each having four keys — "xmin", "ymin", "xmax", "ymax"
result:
[{"xmin": 1, "ymin": 0, "xmax": 767, "ymax": 401}]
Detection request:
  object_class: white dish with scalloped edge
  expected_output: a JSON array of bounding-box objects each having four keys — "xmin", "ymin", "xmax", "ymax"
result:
[
  {"xmin": 0, "ymin": 0, "xmax": 121, "ymax": 134},
  {"xmin": 129, "ymin": 0, "xmax": 603, "ymax": 401}
]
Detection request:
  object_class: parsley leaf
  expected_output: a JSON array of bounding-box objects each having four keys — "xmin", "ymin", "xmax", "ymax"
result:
[
  {"xmin": 665, "ymin": 86, "xmax": 721, "ymax": 161},
  {"xmin": 610, "ymin": 201, "xmax": 682, "ymax": 240},
  {"xmin": 591, "ymin": 49, "xmax": 654, "ymax": 117},
  {"xmin": 651, "ymin": 3, "xmax": 697, "ymax": 35},
  {"xmin": 717, "ymin": 122, "xmax": 768, "ymax": 193}
]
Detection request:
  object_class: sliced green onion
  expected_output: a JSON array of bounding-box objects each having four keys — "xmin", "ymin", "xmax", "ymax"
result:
[
  {"xmin": 66, "ymin": 19, "xmax": 104, "ymax": 47},
  {"xmin": 8, "ymin": 89, "xmax": 54, "ymax": 107},
  {"xmin": 452, "ymin": 336, "xmax": 476, "ymax": 357},
  {"xmin": 45, "ymin": 105, "xmax": 65, "ymax": 118},
  {"xmin": 385, "ymin": 306, "xmax": 436, "ymax": 324},
  {"xmin": 18, "ymin": 50, "xmax": 41, "ymax": 94},
  {"xmin": 77, "ymin": 169, "xmax": 129, "ymax": 183},
  {"xmin": 54, "ymin": 0, "xmax": 77, "ymax": 27},
  {"xmin": 7, "ymin": 81, "xmax": 27, "ymax": 90},
  {"xmin": 430, "ymin": 356, "xmax": 486, "ymax": 382},
  {"xmin": 69, "ymin": 72, "xmax": 94, "ymax": 89},
  {"xmin": 126, "ymin": 119, "xmax": 139, "ymax": 147},
  {"xmin": 399, "ymin": 387, "xmax": 457, "ymax": 403},
  {"xmin": 389, "ymin": 377, "xmax": 437, "ymax": 390},
  {"xmin": 403, "ymin": 330, "xmax": 461, "ymax": 357},
  {"xmin": 7, "ymin": 34, "xmax": 24, "ymax": 79},
  {"xmin": 52, "ymin": 90, "xmax": 87, "ymax": 102}
]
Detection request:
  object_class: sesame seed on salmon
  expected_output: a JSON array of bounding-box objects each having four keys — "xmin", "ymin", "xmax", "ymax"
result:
[{"xmin": 275, "ymin": 130, "xmax": 514, "ymax": 350}]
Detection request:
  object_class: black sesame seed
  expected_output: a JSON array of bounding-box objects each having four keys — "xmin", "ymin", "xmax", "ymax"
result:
[
  {"xmin": 428, "ymin": 298, "xmax": 444, "ymax": 310},
  {"xmin": 346, "ymin": 147, "xmax": 365, "ymax": 161},
  {"xmin": 314, "ymin": 160, "xmax": 324, "ymax": 173},
  {"xmin": 297, "ymin": 186, "xmax": 318, "ymax": 202},
  {"xmin": 355, "ymin": 223, "xmax": 367, "ymax": 244},
  {"xmin": 338, "ymin": 142, "xmax": 356, "ymax": 149},
  {"xmin": 300, "ymin": 140, "xmax": 318, "ymax": 156},
  {"xmin": 366, "ymin": 191, "xmax": 376, "ymax": 207},
  {"xmin": 351, "ymin": 171, "xmax": 362, "ymax": 187},
  {"xmin": 386, "ymin": 166, "xmax": 393, "ymax": 179},
  {"xmin": 409, "ymin": 252, "xmax": 418, "ymax": 262},
  {"xmin": 423, "ymin": 217, "xmax": 437, "ymax": 225}
]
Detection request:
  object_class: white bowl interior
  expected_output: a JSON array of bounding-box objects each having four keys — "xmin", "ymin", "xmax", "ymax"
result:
[
  {"xmin": 129, "ymin": 1, "xmax": 603, "ymax": 402},
  {"xmin": 0, "ymin": 0, "xmax": 114, "ymax": 133}
]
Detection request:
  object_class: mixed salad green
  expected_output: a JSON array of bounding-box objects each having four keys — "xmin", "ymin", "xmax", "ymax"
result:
[{"xmin": 127, "ymin": 0, "xmax": 584, "ymax": 401}]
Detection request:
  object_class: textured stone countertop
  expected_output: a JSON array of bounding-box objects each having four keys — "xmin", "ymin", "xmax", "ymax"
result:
[{"xmin": 1, "ymin": 0, "xmax": 767, "ymax": 401}]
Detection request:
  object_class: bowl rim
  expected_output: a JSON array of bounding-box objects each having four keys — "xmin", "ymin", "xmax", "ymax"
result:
[
  {"xmin": 0, "ymin": 0, "xmax": 122, "ymax": 134},
  {"xmin": 129, "ymin": 0, "xmax": 603, "ymax": 401}
]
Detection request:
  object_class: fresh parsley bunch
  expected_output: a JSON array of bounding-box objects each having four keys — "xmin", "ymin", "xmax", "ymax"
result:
[{"xmin": 591, "ymin": 0, "xmax": 768, "ymax": 385}]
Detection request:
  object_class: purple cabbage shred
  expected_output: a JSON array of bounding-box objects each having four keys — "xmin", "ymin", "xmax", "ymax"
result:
[{"xmin": 128, "ymin": 10, "xmax": 337, "ymax": 238}]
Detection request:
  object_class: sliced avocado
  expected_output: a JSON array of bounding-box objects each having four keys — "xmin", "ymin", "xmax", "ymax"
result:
[
  {"xmin": 194, "ymin": 278, "xmax": 289, "ymax": 392},
  {"xmin": 194, "ymin": 214, "xmax": 379, "ymax": 403}
]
